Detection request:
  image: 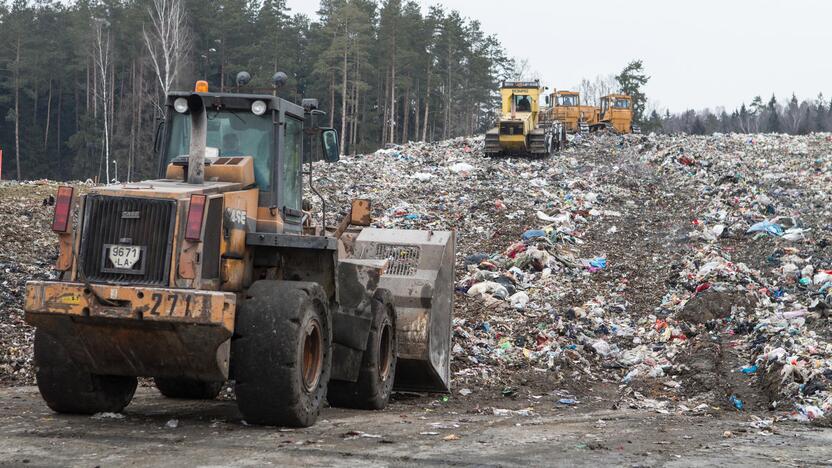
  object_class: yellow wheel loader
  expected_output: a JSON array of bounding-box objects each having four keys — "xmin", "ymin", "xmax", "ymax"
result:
[
  {"xmin": 484, "ymin": 80, "xmax": 564, "ymax": 156},
  {"xmin": 24, "ymin": 73, "xmax": 455, "ymax": 427}
]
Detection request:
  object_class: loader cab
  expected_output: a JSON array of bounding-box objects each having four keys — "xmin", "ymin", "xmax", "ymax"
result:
[
  {"xmin": 157, "ymin": 91, "xmax": 308, "ymax": 213},
  {"xmin": 156, "ymin": 86, "xmax": 339, "ymax": 236}
]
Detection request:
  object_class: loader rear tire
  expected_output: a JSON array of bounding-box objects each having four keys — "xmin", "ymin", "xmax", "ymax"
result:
[
  {"xmin": 34, "ymin": 330, "xmax": 137, "ymax": 414},
  {"xmin": 154, "ymin": 377, "xmax": 223, "ymax": 400},
  {"xmin": 232, "ymin": 281, "xmax": 331, "ymax": 427},
  {"xmin": 327, "ymin": 289, "xmax": 397, "ymax": 410}
]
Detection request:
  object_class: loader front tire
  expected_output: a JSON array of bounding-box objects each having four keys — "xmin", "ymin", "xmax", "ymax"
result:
[
  {"xmin": 328, "ymin": 289, "xmax": 397, "ymax": 410},
  {"xmin": 34, "ymin": 330, "xmax": 137, "ymax": 414},
  {"xmin": 232, "ymin": 281, "xmax": 331, "ymax": 427},
  {"xmin": 154, "ymin": 377, "xmax": 223, "ymax": 400}
]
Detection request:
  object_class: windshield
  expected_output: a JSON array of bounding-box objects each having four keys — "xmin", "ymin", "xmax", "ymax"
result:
[
  {"xmin": 512, "ymin": 94, "xmax": 532, "ymax": 112},
  {"xmin": 557, "ymin": 94, "xmax": 579, "ymax": 106},
  {"xmin": 165, "ymin": 110, "xmax": 274, "ymax": 190},
  {"xmin": 613, "ymin": 99, "xmax": 630, "ymax": 109}
]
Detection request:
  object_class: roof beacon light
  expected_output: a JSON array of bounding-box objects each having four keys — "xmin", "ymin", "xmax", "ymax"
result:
[{"xmin": 194, "ymin": 80, "xmax": 209, "ymax": 93}]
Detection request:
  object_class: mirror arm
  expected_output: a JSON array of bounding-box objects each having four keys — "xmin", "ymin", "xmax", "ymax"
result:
[{"xmin": 307, "ymin": 147, "xmax": 326, "ymax": 232}]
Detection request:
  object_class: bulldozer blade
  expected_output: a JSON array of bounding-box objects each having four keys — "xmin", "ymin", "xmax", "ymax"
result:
[{"xmin": 351, "ymin": 228, "xmax": 455, "ymax": 393}]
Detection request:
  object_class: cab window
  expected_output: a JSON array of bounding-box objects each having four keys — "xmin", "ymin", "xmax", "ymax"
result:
[
  {"xmin": 614, "ymin": 99, "xmax": 630, "ymax": 109},
  {"xmin": 282, "ymin": 117, "xmax": 303, "ymax": 211},
  {"xmin": 513, "ymin": 94, "xmax": 532, "ymax": 112},
  {"xmin": 558, "ymin": 95, "xmax": 578, "ymax": 106},
  {"xmin": 165, "ymin": 110, "xmax": 274, "ymax": 190}
]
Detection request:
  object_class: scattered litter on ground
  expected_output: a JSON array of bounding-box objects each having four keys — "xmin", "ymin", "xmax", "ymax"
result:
[{"xmin": 91, "ymin": 412, "xmax": 125, "ymax": 420}]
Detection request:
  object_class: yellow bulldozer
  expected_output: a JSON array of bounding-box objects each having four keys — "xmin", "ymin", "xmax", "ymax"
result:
[
  {"xmin": 546, "ymin": 90, "xmax": 597, "ymax": 134},
  {"xmin": 484, "ymin": 80, "xmax": 565, "ymax": 156},
  {"xmin": 544, "ymin": 89, "xmax": 640, "ymax": 135},
  {"xmin": 590, "ymin": 93, "xmax": 640, "ymax": 134},
  {"xmin": 24, "ymin": 72, "xmax": 455, "ymax": 428}
]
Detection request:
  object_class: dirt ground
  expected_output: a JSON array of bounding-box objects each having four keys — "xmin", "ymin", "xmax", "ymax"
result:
[{"xmin": 1, "ymin": 386, "xmax": 830, "ymax": 467}]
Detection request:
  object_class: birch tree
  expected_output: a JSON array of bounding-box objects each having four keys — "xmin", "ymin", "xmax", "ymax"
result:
[
  {"xmin": 91, "ymin": 17, "xmax": 112, "ymax": 184},
  {"xmin": 143, "ymin": 0, "xmax": 191, "ymax": 112}
]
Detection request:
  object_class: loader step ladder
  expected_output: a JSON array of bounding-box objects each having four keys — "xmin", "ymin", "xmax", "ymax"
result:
[{"xmin": 578, "ymin": 121, "xmax": 590, "ymax": 134}]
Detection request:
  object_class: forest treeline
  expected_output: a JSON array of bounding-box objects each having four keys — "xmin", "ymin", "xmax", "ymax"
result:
[
  {"xmin": 647, "ymin": 94, "xmax": 832, "ymax": 135},
  {"xmin": 0, "ymin": 0, "xmax": 512, "ymax": 182},
  {"xmin": 0, "ymin": 1, "xmax": 827, "ymax": 182}
]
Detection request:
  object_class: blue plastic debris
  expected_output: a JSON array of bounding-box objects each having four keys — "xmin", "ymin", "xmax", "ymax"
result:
[
  {"xmin": 729, "ymin": 395, "xmax": 744, "ymax": 410},
  {"xmin": 746, "ymin": 220, "xmax": 784, "ymax": 237},
  {"xmin": 521, "ymin": 229, "xmax": 547, "ymax": 241},
  {"xmin": 740, "ymin": 365, "xmax": 758, "ymax": 374},
  {"xmin": 589, "ymin": 257, "xmax": 607, "ymax": 269},
  {"xmin": 558, "ymin": 398, "xmax": 578, "ymax": 405}
]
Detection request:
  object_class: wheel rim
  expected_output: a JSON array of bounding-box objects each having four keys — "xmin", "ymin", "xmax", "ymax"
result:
[
  {"xmin": 378, "ymin": 320, "xmax": 393, "ymax": 382},
  {"xmin": 301, "ymin": 318, "xmax": 323, "ymax": 393}
]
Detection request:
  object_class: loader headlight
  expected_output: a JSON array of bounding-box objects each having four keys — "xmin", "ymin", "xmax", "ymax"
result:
[
  {"xmin": 174, "ymin": 98, "xmax": 189, "ymax": 114},
  {"xmin": 251, "ymin": 100, "xmax": 267, "ymax": 116}
]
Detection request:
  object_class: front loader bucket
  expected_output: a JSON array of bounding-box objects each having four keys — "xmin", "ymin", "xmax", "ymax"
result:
[{"xmin": 352, "ymin": 228, "xmax": 455, "ymax": 392}]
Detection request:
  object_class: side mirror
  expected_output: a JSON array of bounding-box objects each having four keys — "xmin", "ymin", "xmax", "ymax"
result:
[{"xmin": 320, "ymin": 128, "xmax": 340, "ymax": 163}]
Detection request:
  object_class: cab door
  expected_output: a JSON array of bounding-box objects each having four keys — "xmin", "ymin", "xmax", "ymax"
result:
[{"xmin": 280, "ymin": 115, "xmax": 304, "ymax": 233}]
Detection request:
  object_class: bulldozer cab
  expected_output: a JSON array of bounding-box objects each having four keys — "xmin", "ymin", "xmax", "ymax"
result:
[
  {"xmin": 556, "ymin": 91, "xmax": 580, "ymax": 107},
  {"xmin": 549, "ymin": 90, "xmax": 594, "ymax": 133},
  {"xmin": 499, "ymin": 81, "xmax": 542, "ymax": 116},
  {"xmin": 599, "ymin": 94, "xmax": 634, "ymax": 133}
]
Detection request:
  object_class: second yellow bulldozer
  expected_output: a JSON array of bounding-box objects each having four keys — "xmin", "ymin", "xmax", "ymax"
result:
[
  {"xmin": 484, "ymin": 81, "xmax": 565, "ymax": 156},
  {"xmin": 590, "ymin": 94, "xmax": 640, "ymax": 134},
  {"xmin": 546, "ymin": 90, "xmax": 596, "ymax": 134}
]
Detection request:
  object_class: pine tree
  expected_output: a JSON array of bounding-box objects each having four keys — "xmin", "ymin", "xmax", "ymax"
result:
[
  {"xmin": 815, "ymin": 93, "xmax": 827, "ymax": 132},
  {"xmin": 766, "ymin": 94, "xmax": 780, "ymax": 133},
  {"xmin": 615, "ymin": 59, "xmax": 649, "ymax": 123}
]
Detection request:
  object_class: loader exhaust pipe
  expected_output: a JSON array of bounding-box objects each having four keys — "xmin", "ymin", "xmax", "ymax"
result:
[{"xmin": 187, "ymin": 94, "xmax": 207, "ymax": 184}]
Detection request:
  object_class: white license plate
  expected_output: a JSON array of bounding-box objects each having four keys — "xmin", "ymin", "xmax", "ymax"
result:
[{"xmin": 107, "ymin": 245, "xmax": 143, "ymax": 270}]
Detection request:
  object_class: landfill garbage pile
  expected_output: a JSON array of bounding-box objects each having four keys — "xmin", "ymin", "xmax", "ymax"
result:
[
  {"xmin": 633, "ymin": 133, "xmax": 832, "ymax": 421},
  {"xmin": 1, "ymin": 133, "xmax": 831, "ymax": 425},
  {"xmin": 0, "ymin": 182, "xmax": 63, "ymax": 385},
  {"xmin": 309, "ymin": 132, "xmax": 832, "ymax": 420}
]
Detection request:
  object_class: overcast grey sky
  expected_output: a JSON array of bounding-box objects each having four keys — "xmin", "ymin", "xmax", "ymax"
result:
[{"xmin": 286, "ymin": 0, "xmax": 832, "ymax": 112}]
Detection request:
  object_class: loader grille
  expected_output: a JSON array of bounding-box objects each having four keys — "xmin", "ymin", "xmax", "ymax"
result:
[
  {"xmin": 374, "ymin": 244, "xmax": 421, "ymax": 277},
  {"xmin": 79, "ymin": 195, "xmax": 177, "ymax": 286}
]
